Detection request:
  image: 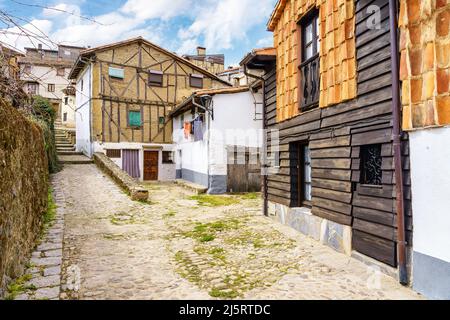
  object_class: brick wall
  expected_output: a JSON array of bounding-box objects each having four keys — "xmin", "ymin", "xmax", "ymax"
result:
[
  {"xmin": 399, "ymin": 0, "xmax": 450, "ymax": 129},
  {"xmin": 270, "ymin": 0, "xmax": 357, "ymax": 122}
]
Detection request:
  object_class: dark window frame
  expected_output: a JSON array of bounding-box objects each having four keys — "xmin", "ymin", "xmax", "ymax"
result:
[
  {"xmin": 148, "ymin": 70, "xmax": 163, "ymax": 87},
  {"xmin": 162, "ymin": 151, "xmax": 174, "ymax": 164},
  {"xmin": 57, "ymin": 67, "xmax": 65, "ymax": 76},
  {"xmin": 190, "ymin": 74, "xmax": 204, "ymax": 88},
  {"xmin": 290, "ymin": 141, "xmax": 312, "ymax": 208},
  {"xmin": 106, "ymin": 149, "xmax": 121, "ymax": 159},
  {"xmin": 360, "ymin": 144, "xmax": 383, "ymax": 186},
  {"xmin": 298, "ymin": 9, "xmax": 320, "ymax": 112},
  {"xmin": 48, "ymin": 83, "xmax": 55, "ymax": 92}
]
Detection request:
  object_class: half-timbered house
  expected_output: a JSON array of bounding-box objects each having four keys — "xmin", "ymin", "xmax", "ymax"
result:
[
  {"xmin": 242, "ymin": 0, "xmax": 414, "ymax": 283},
  {"xmin": 69, "ymin": 37, "xmax": 230, "ymax": 181}
]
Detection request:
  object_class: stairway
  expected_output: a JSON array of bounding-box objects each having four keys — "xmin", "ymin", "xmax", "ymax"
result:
[{"xmin": 56, "ymin": 129, "xmax": 93, "ymax": 165}]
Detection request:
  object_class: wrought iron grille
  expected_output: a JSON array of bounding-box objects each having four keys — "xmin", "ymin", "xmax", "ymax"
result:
[{"xmin": 360, "ymin": 144, "xmax": 382, "ymax": 185}]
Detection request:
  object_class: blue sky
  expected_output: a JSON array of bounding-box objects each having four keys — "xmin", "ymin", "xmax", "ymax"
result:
[{"xmin": 0, "ymin": 0, "xmax": 277, "ymax": 65}]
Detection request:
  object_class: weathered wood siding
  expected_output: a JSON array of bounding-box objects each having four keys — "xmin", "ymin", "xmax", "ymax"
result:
[{"xmin": 264, "ymin": 0, "xmax": 412, "ymax": 266}]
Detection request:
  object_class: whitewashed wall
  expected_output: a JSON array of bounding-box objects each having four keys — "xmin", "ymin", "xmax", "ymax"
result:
[
  {"xmin": 75, "ymin": 65, "xmax": 92, "ymax": 157},
  {"xmin": 21, "ymin": 65, "xmax": 70, "ymax": 100},
  {"xmin": 410, "ymin": 126, "xmax": 450, "ymax": 299},
  {"xmin": 61, "ymin": 94, "xmax": 76, "ymax": 127},
  {"xmin": 209, "ymin": 90, "xmax": 263, "ymax": 176},
  {"xmin": 94, "ymin": 142, "xmax": 175, "ymax": 181}
]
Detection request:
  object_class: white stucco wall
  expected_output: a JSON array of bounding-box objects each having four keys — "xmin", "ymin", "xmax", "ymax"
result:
[
  {"xmin": 94, "ymin": 142, "xmax": 175, "ymax": 181},
  {"xmin": 410, "ymin": 126, "xmax": 450, "ymax": 263},
  {"xmin": 75, "ymin": 65, "xmax": 92, "ymax": 157},
  {"xmin": 21, "ymin": 65, "xmax": 70, "ymax": 100},
  {"xmin": 173, "ymin": 111, "xmax": 209, "ymax": 177},
  {"xmin": 172, "ymin": 90, "xmax": 263, "ymax": 179},
  {"xmin": 61, "ymin": 94, "xmax": 76, "ymax": 127},
  {"xmin": 209, "ymin": 90, "xmax": 263, "ymax": 176}
]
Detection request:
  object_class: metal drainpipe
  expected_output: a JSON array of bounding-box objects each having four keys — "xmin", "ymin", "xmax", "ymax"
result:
[
  {"xmin": 243, "ymin": 64, "xmax": 268, "ymax": 216},
  {"xmin": 389, "ymin": 0, "xmax": 408, "ymax": 285}
]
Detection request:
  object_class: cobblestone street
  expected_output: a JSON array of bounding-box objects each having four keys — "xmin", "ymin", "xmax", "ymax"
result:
[{"xmin": 39, "ymin": 164, "xmax": 422, "ymax": 300}]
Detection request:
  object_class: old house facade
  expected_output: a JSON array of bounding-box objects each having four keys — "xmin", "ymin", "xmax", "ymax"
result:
[
  {"xmin": 170, "ymin": 86, "xmax": 263, "ymax": 194},
  {"xmin": 182, "ymin": 47, "xmax": 225, "ymax": 74},
  {"xmin": 398, "ymin": 0, "xmax": 450, "ymax": 299},
  {"xmin": 18, "ymin": 44, "xmax": 84, "ymax": 121},
  {"xmin": 243, "ymin": 0, "xmax": 414, "ymax": 283},
  {"xmin": 69, "ymin": 37, "xmax": 230, "ymax": 181}
]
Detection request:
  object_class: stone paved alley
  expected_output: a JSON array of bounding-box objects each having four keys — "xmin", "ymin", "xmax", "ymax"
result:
[{"xmin": 18, "ymin": 164, "xmax": 422, "ymax": 300}]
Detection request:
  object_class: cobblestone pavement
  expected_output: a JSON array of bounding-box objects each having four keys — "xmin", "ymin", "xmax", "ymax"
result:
[
  {"xmin": 13, "ymin": 179, "xmax": 65, "ymax": 300},
  {"xmin": 53, "ymin": 164, "xmax": 421, "ymax": 300}
]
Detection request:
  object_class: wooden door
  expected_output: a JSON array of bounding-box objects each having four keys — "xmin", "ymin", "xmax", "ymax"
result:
[
  {"xmin": 144, "ymin": 151, "xmax": 159, "ymax": 181},
  {"xmin": 227, "ymin": 147, "xmax": 261, "ymax": 193}
]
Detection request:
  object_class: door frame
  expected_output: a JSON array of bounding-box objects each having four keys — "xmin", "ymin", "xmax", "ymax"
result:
[{"xmin": 143, "ymin": 150, "xmax": 160, "ymax": 181}]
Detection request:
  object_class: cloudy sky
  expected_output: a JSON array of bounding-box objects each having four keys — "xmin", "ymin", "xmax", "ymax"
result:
[{"xmin": 0, "ymin": 0, "xmax": 276, "ymax": 65}]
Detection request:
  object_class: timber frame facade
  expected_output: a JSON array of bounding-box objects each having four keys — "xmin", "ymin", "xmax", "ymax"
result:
[
  {"xmin": 70, "ymin": 37, "xmax": 230, "ymax": 146},
  {"xmin": 244, "ymin": 0, "xmax": 413, "ymax": 274}
]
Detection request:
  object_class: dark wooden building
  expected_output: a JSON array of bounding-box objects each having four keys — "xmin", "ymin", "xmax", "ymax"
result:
[{"xmin": 243, "ymin": 0, "xmax": 412, "ymax": 274}]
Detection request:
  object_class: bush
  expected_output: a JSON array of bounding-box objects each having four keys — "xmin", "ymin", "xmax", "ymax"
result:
[{"xmin": 30, "ymin": 96, "xmax": 60, "ymax": 173}]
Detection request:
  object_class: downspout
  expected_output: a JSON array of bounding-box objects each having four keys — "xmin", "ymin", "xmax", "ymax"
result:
[
  {"xmin": 244, "ymin": 64, "xmax": 268, "ymax": 217},
  {"xmin": 388, "ymin": 0, "xmax": 407, "ymax": 285}
]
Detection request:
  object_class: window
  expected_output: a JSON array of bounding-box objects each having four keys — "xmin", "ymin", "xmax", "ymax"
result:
[
  {"xmin": 148, "ymin": 70, "xmax": 163, "ymax": 87},
  {"xmin": 180, "ymin": 114, "xmax": 184, "ymax": 129},
  {"xmin": 57, "ymin": 68, "xmax": 65, "ymax": 76},
  {"xmin": 128, "ymin": 110, "xmax": 141, "ymax": 128},
  {"xmin": 23, "ymin": 65, "xmax": 31, "ymax": 75},
  {"xmin": 360, "ymin": 144, "xmax": 382, "ymax": 185},
  {"xmin": 299, "ymin": 9, "xmax": 320, "ymax": 111},
  {"xmin": 109, "ymin": 67, "xmax": 124, "ymax": 79},
  {"xmin": 48, "ymin": 84, "xmax": 55, "ymax": 92},
  {"xmin": 159, "ymin": 116, "xmax": 165, "ymax": 125},
  {"xmin": 290, "ymin": 142, "xmax": 312, "ymax": 207},
  {"xmin": 106, "ymin": 149, "xmax": 121, "ymax": 159},
  {"xmin": 64, "ymin": 97, "xmax": 69, "ymax": 105},
  {"xmin": 27, "ymin": 83, "xmax": 37, "ymax": 95},
  {"xmin": 190, "ymin": 74, "xmax": 203, "ymax": 88},
  {"xmin": 162, "ymin": 151, "xmax": 173, "ymax": 164},
  {"xmin": 81, "ymin": 79, "xmax": 84, "ymax": 92},
  {"xmin": 63, "ymin": 113, "xmax": 67, "ymax": 122}
]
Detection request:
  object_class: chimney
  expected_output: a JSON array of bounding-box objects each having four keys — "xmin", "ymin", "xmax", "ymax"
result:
[{"xmin": 197, "ymin": 46, "xmax": 206, "ymax": 56}]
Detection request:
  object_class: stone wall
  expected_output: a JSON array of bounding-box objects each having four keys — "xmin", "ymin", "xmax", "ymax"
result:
[
  {"xmin": 0, "ymin": 99, "xmax": 48, "ymax": 297},
  {"xmin": 93, "ymin": 153, "xmax": 148, "ymax": 201},
  {"xmin": 269, "ymin": 0, "xmax": 357, "ymax": 122},
  {"xmin": 400, "ymin": 0, "xmax": 450, "ymax": 129}
]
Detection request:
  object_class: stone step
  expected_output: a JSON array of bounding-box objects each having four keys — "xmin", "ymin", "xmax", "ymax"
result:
[
  {"xmin": 59, "ymin": 155, "xmax": 93, "ymax": 165},
  {"xmin": 56, "ymin": 143, "xmax": 73, "ymax": 147},
  {"xmin": 57, "ymin": 148, "xmax": 76, "ymax": 152},
  {"xmin": 58, "ymin": 151, "xmax": 82, "ymax": 156},
  {"xmin": 174, "ymin": 179, "xmax": 208, "ymax": 195}
]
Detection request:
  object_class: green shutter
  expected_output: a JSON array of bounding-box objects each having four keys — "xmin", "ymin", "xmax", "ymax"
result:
[
  {"xmin": 109, "ymin": 67, "xmax": 124, "ymax": 79},
  {"xmin": 129, "ymin": 111, "xmax": 141, "ymax": 127}
]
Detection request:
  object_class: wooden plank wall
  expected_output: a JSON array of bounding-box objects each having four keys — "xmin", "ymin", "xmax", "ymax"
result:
[{"xmin": 263, "ymin": 0, "xmax": 412, "ymax": 267}]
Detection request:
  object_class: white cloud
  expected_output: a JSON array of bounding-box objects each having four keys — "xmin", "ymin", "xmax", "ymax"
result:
[
  {"xmin": 0, "ymin": 19, "xmax": 53, "ymax": 50},
  {"xmin": 121, "ymin": 0, "xmax": 192, "ymax": 21},
  {"xmin": 256, "ymin": 35, "xmax": 273, "ymax": 48},
  {"xmin": 176, "ymin": 0, "xmax": 275, "ymax": 54},
  {"xmin": 0, "ymin": 0, "xmax": 277, "ymax": 58}
]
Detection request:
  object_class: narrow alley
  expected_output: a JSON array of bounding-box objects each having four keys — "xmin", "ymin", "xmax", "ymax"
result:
[{"xmin": 25, "ymin": 164, "xmax": 421, "ymax": 300}]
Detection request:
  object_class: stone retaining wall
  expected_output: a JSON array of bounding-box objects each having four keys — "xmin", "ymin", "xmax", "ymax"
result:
[
  {"xmin": 0, "ymin": 100, "xmax": 48, "ymax": 298},
  {"xmin": 93, "ymin": 153, "xmax": 148, "ymax": 201}
]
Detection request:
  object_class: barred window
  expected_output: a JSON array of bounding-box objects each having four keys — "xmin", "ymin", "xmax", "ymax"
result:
[
  {"xmin": 360, "ymin": 144, "xmax": 382, "ymax": 185},
  {"xmin": 106, "ymin": 149, "xmax": 121, "ymax": 158}
]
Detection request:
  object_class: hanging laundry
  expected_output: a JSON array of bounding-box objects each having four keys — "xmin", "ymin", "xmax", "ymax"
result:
[
  {"xmin": 184, "ymin": 121, "xmax": 191, "ymax": 139},
  {"xmin": 193, "ymin": 117, "xmax": 204, "ymax": 141}
]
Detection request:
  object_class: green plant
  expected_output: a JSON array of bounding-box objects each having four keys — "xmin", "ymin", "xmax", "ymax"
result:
[
  {"xmin": 188, "ymin": 195, "xmax": 240, "ymax": 207},
  {"xmin": 5, "ymin": 274, "xmax": 35, "ymax": 300},
  {"xmin": 41, "ymin": 188, "xmax": 57, "ymax": 238}
]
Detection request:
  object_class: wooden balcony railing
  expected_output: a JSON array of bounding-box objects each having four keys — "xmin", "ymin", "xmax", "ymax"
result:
[{"xmin": 299, "ymin": 54, "xmax": 320, "ymax": 111}]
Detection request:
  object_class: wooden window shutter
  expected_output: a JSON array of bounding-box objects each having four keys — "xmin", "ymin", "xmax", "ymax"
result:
[
  {"xmin": 109, "ymin": 67, "xmax": 125, "ymax": 79},
  {"xmin": 148, "ymin": 70, "xmax": 163, "ymax": 86},
  {"xmin": 190, "ymin": 74, "xmax": 204, "ymax": 88}
]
